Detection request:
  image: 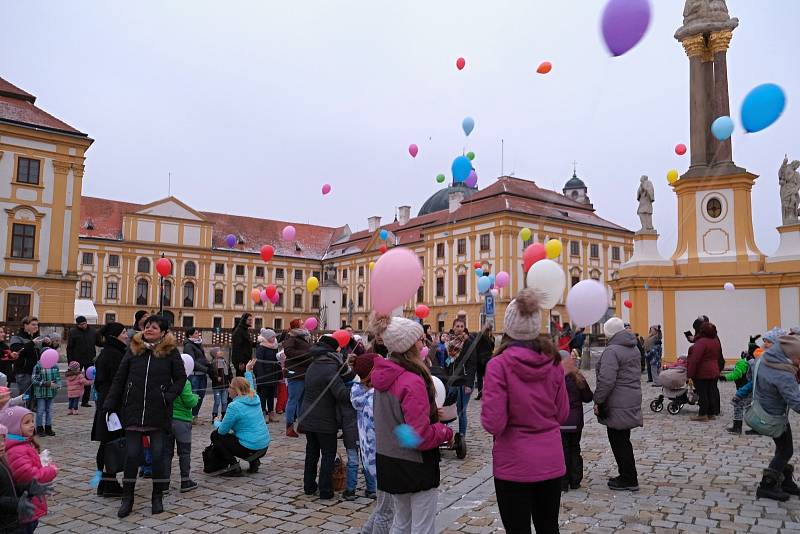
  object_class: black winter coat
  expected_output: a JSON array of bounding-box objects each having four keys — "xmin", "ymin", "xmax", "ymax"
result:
[
  {"xmin": 255, "ymin": 345, "xmax": 281, "ymax": 386},
  {"xmin": 103, "ymin": 333, "xmax": 186, "ymax": 431},
  {"xmin": 283, "ymin": 329, "xmax": 312, "ymax": 380},
  {"xmin": 0, "ymin": 460, "xmax": 20, "ymax": 534},
  {"xmin": 9, "ymin": 331, "xmax": 38, "ymax": 376},
  {"xmin": 0, "ymin": 342, "xmax": 14, "ymax": 385},
  {"xmin": 66, "ymin": 326, "xmax": 98, "ymax": 368},
  {"xmin": 562, "ymin": 373, "xmax": 594, "ymax": 432},
  {"xmin": 231, "ymin": 325, "xmax": 255, "ymax": 373},
  {"xmin": 183, "ymin": 340, "xmax": 209, "ymax": 375},
  {"xmin": 298, "ymin": 344, "xmax": 351, "ymax": 434},
  {"xmin": 91, "ymin": 337, "xmax": 127, "ymax": 442},
  {"xmin": 449, "ymin": 333, "xmax": 481, "ymax": 387}
]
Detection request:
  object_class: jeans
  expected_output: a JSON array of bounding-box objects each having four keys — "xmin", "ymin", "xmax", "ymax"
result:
[
  {"xmin": 166, "ymin": 420, "xmax": 193, "ymax": 483},
  {"xmin": 212, "ymin": 389, "xmax": 228, "ymax": 417},
  {"xmin": 731, "ymin": 393, "xmax": 750, "ymax": 422},
  {"xmin": 362, "ymin": 489, "xmax": 394, "ymax": 534},
  {"xmin": 15, "ymin": 374, "xmax": 32, "ymax": 410},
  {"xmin": 303, "ymin": 431, "xmax": 337, "ymax": 498},
  {"xmin": 210, "ymin": 430, "xmax": 264, "ymax": 466},
  {"xmin": 258, "ymin": 383, "xmax": 276, "ymax": 414},
  {"xmin": 22, "ymin": 520, "xmax": 38, "ymax": 534},
  {"xmin": 390, "ymin": 488, "xmax": 438, "ymax": 534},
  {"xmin": 607, "ymin": 427, "xmax": 638, "ymax": 484},
  {"xmin": 494, "ymin": 477, "xmax": 561, "ymax": 534},
  {"xmin": 286, "ymin": 379, "xmax": 305, "ymax": 426},
  {"xmin": 769, "ymin": 424, "xmax": 794, "ymax": 473},
  {"xmin": 449, "ymin": 385, "xmax": 472, "ymax": 436},
  {"xmin": 695, "ymin": 378, "xmax": 721, "ymax": 416},
  {"xmin": 123, "ymin": 429, "xmax": 166, "ymax": 490},
  {"xmin": 649, "ymin": 360, "xmax": 661, "ymax": 385},
  {"xmin": 35, "ymin": 398, "xmax": 53, "ymax": 427},
  {"xmin": 82, "ymin": 384, "xmax": 92, "ymax": 405},
  {"xmin": 346, "ymin": 447, "xmax": 375, "ymax": 492},
  {"xmin": 561, "ymin": 430, "xmax": 583, "ymax": 486},
  {"xmin": 189, "ymin": 374, "xmax": 208, "ymax": 417},
  {"xmin": 68, "ymin": 397, "xmax": 80, "ymax": 410}
]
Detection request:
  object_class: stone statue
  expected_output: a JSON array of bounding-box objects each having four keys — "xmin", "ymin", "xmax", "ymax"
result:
[
  {"xmin": 779, "ymin": 155, "xmax": 800, "ymax": 225},
  {"xmin": 676, "ymin": 0, "xmax": 738, "ymax": 40},
  {"xmin": 637, "ymin": 175, "xmax": 656, "ymax": 232}
]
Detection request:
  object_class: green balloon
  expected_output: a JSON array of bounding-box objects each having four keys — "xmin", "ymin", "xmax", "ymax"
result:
[
  {"xmin": 436, "ymin": 174, "xmax": 446, "ymax": 183},
  {"xmin": 466, "ymin": 151, "xmax": 475, "ymax": 161}
]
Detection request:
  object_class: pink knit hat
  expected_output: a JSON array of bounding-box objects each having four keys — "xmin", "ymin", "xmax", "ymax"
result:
[{"xmin": 0, "ymin": 406, "xmax": 32, "ymax": 436}]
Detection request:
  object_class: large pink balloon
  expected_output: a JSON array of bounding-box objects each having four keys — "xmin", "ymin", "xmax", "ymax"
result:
[
  {"xmin": 282, "ymin": 225, "xmax": 296, "ymax": 241},
  {"xmin": 304, "ymin": 317, "xmax": 318, "ymax": 330},
  {"xmin": 269, "ymin": 292, "xmax": 280, "ymax": 304},
  {"xmin": 260, "ymin": 289, "xmax": 268, "ymax": 303},
  {"xmin": 371, "ymin": 248, "xmax": 423, "ymax": 315},
  {"xmin": 40, "ymin": 348, "xmax": 59, "ymax": 369},
  {"xmin": 408, "ymin": 144, "xmax": 418, "ymax": 158},
  {"xmin": 322, "ymin": 184, "xmax": 331, "ymax": 195},
  {"xmin": 495, "ymin": 271, "xmax": 510, "ymax": 289}
]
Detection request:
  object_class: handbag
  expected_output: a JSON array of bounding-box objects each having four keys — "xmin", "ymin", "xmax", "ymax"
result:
[
  {"xmin": 744, "ymin": 359, "xmax": 789, "ymax": 438},
  {"xmin": 103, "ymin": 437, "xmax": 127, "ymax": 474},
  {"xmin": 202, "ymin": 443, "xmax": 229, "ymax": 474},
  {"xmin": 332, "ymin": 455, "xmax": 346, "ymax": 492}
]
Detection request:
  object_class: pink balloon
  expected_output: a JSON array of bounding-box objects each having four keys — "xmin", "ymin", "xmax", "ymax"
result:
[
  {"xmin": 282, "ymin": 225, "xmax": 296, "ymax": 241},
  {"xmin": 371, "ymin": 248, "xmax": 423, "ymax": 315},
  {"xmin": 490, "ymin": 288, "xmax": 499, "ymax": 298},
  {"xmin": 495, "ymin": 271, "xmax": 510, "ymax": 289},
  {"xmin": 322, "ymin": 183, "xmax": 331, "ymax": 195},
  {"xmin": 465, "ymin": 170, "xmax": 478, "ymax": 188},
  {"xmin": 304, "ymin": 317, "xmax": 318, "ymax": 330},
  {"xmin": 40, "ymin": 348, "xmax": 59, "ymax": 369},
  {"xmin": 408, "ymin": 144, "xmax": 419, "ymax": 158},
  {"xmin": 270, "ymin": 292, "xmax": 280, "ymax": 304},
  {"xmin": 260, "ymin": 289, "xmax": 268, "ymax": 303}
]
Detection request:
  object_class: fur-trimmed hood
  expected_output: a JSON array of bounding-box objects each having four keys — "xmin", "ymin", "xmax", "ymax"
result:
[{"xmin": 129, "ymin": 332, "xmax": 178, "ymax": 358}]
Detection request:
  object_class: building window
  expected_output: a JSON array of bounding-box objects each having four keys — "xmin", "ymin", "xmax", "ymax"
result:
[
  {"xmin": 457, "ymin": 274, "xmax": 467, "ymax": 296},
  {"xmin": 590, "ymin": 244, "xmax": 599, "ymax": 259},
  {"xmin": 294, "ymin": 293, "xmax": 303, "ymax": 309},
  {"xmin": 136, "ymin": 279, "xmax": 149, "ymax": 305},
  {"xmin": 106, "ymin": 281, "xmax": 118, "ymax": 300},
  {"xmin": 457, "ymin": 239, "xmax": 466, "ymax": 255},
  {"xmin": 611, "ymin": 247, "xmax": 620, "ymax": 261},
  {"xmin": 275, "ymin": 268, "xmax": 284, "ymax": 279},
  {"xmin": 357, "ymin": 319, "xmax": 363, "ymax": 330},
  {"xmin": 183, "ymin": 282, "xmax": 194, "ymax": 307},
  {"xmin": 570, "ymin": 241, "xmax": 580, "ymax": 256},
  {"xmin": 274, "ymin": 318, "xmax": 283, "ymax": 330},
  {"xmin": 294, "ymin": 269, "xmax": 303, "ymax": 281},
  {"xmin": 342, "ymin": 268, "xmax": 348, "ymax": 280},
  {"xmin": 82, "ymin": 252, "xmax": 94, "ymax": 266},
  {"xmin": 16, "ymin": 157, "xmax": 40, "ymax": 185},
  {"xmin": 162, "ymin": 280, "xmax": 172, "ymax": 306},
  {"xmin": 214, "ymin": 288, "xmax": 224, "ymax": 305},
  {"xmin": 254, "ymin": 317, "xmax": 263, "ymax": 330},
  {"xmin": 417, "ymin": 286, "xmax": 424, "ymax": 303},
  {"xmin": 255, "ymin": 266, "xmax": 264, "ymax": 278},
  {"xmin": 436, "ymin": 243, "xmax": 445, "ymax": 259},
  {"xmin": 312, "ymin": 270, "xmax": 321, "ymax": 280},
  {"xmin": 11, "ymin": 224, "xmax": 35, "ymax": 259},
  {"xmin": 234, "ymin": 290, "xmax": 244, "ymax": 306},
  {"xmin": 276, "ymin": 292, "xmax": 284, "ymax": 307},
  {"xmin": 104, "ymin": 313, "xmax": 116, "ymax": 324},
  {"xmin": 5, "ymin": 293, "xmax": 31, "ymax": 322},
  {"xmin": 436, "ymin": 277, "xmax": 445, "ymax": 297},
  {"xmin": 214, "ymin": 263, "xmax": 225, "ymax": 275},
  {"xmin": 358, "ymin": 291, "xmax": 364, "ymax": 308},
  {"xmin": 571, "ymin": 276, "xmax": 580, "ymax": 287},
  {"xmin": 358, "ymin": 266, "xmax": 364, "ymax": 279},
  {"xmin": 235, "ymin": 265, "xmax": 245, "ymax": 276},
  {"xmin": 342, "ymin": 293, "xmax": 348, "ymax": 307},
  {"xmin": 79, "ymin": 280, "xmax": 92, "ymax": 298},
  {"xmin": 137, "ymin": 257, "xmax": 150, "ymax": 273},
  {"xmin": 480, "ymin": 234, "xmax": 490, "ymax": 251},
  {"xmin": 108, "ymin": 254, "xmax": 120, "ymax": 268},
  {"xmin": 184, "ymin": 261, "xmax": 196, "ymax": 277},
  {"xmin": 312, "ymin": 294, "xmax": 320, "ymax": 309},
  {"xmin": 212, "ymin": 317, "xmax": 223, "ymax": 330}
]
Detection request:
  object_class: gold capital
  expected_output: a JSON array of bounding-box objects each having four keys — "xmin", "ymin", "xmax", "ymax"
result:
[
  {"xmin": 681, "ymin": 35, "xmax": 707, "ymax": 59},
  {"xmin": 708, "ymin": 30, "xmax": 733, "ymax": 54}
]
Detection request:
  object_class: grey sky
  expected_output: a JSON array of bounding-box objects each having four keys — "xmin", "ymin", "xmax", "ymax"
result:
[{"xmin": 2, "ymin": 1, "xmax": 798, "ymax": 254}]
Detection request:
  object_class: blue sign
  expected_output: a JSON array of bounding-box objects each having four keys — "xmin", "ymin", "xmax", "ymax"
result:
[{"xmin": 484, "ymin": 295, "xmax": 495, "ymax": 317}]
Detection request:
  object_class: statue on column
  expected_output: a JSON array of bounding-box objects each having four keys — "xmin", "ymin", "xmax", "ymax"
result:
[
  {"xmin": 779, "ymin": 155, "xmax": 800, "ymax": 225},
  {"xmin": 637, "ymin": 175, "xmax": 656, "ymax": 233},
  {"xmin": 677, "ymin": 0, "xmax": 737, "ymax": 40}
]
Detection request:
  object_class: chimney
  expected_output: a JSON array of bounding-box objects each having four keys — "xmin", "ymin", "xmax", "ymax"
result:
[
  {"xmin": 449, "ymin": 191, "xmax": 464, "ymax": 213},
  {"xmin": 368, "ymin": 216, "xmax": 381, "ymax": 233},
  {"xmin": 398, "ymin": 206, "xmax": 411, "ymax": 226}
]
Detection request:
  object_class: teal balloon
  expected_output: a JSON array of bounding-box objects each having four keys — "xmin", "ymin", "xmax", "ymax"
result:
[
  {"xmin": 477, "ymin": 275, "xmax": 491, "ymax": 294},
  {"xmin": 488, "ymin": 274, "xmax": 496, "ymax": 288},
  {"xmin": 462, "ymin": 116, "xmax": 475, "ymax": 136},
  {"xmin": 379, "ymin": 229, "xmax": 389, "ymax": 240},
  {"xmin": 452, "ymin": 156, "xmax": 472, "ymax": 182},
  {"xmin": 475, "ymin": 268, "xmax": 483, "ymax": 277},
  {"xmin": 711, "ymin": 116, "xmax": 734, "ymax": 141},
  {"xmin": 741, "ymin": 83, "xmax": 786, "ymax": 133}
]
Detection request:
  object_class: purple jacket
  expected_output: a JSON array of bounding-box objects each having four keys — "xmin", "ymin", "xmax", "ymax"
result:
[
  {"xmin": 481, "ymin": 344, "xmax": 569, "ymax": 483},
  {"xmin": 562, "ymin": 373, "xmax": 593, "ymax": 432}
]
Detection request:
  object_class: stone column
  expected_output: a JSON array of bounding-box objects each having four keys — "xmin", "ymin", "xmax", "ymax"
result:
[
  {"xmin": 710, "ymin": 30, "xmax": 734, "ymax": 166},
  {"xmin": 681, "ymin": 35, "xmax": 710, "ymax": 171}
]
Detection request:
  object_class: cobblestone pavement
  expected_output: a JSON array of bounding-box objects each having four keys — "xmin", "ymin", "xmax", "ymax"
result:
[{"xmin": 36, "ymin": 372, "xmax": 800, "ymax": 533}]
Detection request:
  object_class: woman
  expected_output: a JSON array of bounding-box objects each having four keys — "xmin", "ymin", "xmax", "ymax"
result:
[
  {"xmin": 103, "ymin": 315, "xmax": 186, "ymax": 518},
  {"xmin": 255, "ymin": 329, "xmax": 281, "ymax": 422},
  {"xmin": 481, "ymin": 289, "xmax": 568, "ymax": 533},
  {"xmin": 644, "ymin": 326, "xmax": 662, "ymax": 385},
  {"xmin": 231, "ymin": 313, "xmax": 255, "ymax": 377},
  {"xmin": 371, "ymin": 314, "xmax": 454, "ymax": 534},
  {"xmin": 282, "ymin": 318, "xmax": 312, "ymax": 437},
  {"xmin": 687, "ymin": 322, "xmax": 722, "ymax": 422},
  {"xmin": 211, "ymin": 358, "xmax": 270, "ymax": 476},
  {"xmin": 445, "ymin": 318, "xmax": 473, "ymax": 443},
  {"xmin": 594, "ymin": 317, "xmax": 643, "ymax": 492}
]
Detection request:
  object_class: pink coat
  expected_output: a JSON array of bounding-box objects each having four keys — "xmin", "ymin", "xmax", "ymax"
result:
[
  {"xmin": 481, "ymin": 344, "xmax": 569, "ymax": 483},
  {"xmin": 66, "ymin": 373, "xmax": 91, "ymax": 398},
  {"xmin": 5, "ymin": 438, "xmax": 57, "ymax": 521}
]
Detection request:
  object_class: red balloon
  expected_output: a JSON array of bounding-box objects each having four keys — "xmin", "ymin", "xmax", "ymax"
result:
[
  {"xmin": 260, "ymin": 245, "xmax": 274, "ymax": 262},
  {"xmin": 675, "ymin": 143, "xmax": 687, "ymax": 156},
  {"xmin": 379, "ymin": 244, "xmax": 388, "ymax": 254},
  {"xmin": 536, "ymin": 61, "xmax": 552, "ymax": 74},
  {"xmin": 624, "ymin": 299, "xmax": 633, "ymax": 309},
  {"xmin": 156, "ymin": 257, "xmax": 172, "ymax": 277},
  {"xmin": 523, "ymin": 243, "xmax": 546, "ymax": 272},
  {"xmin": 265, "ymin": 284, "xmax": 277, "ymax": 299},
  {"xmin": 472, "ymin": 261, "xmax": 482, "ymax": 269},
  {"xmin": 415, "ymin": 304, "xmax": 430, "ymax": 319},
  {"xmin": 456, "ymin": 57, "xmax": 465, "ymax": 70},
  {"xmin": 332, "ymin": 329, "xmax": 351, "ymax": 349}
]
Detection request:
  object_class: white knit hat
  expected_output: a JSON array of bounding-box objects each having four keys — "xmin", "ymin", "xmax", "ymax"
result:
[
  {"xmin": 503, "ymin": 289, "xmax": 542, "ymax": 341},
  {"xmin": 370, "ymin": 315, "xmax": 423, "ymax": 354},
  {"xmin": 604, "ymin": 317, "xmax": 625, "ymax": 339}
]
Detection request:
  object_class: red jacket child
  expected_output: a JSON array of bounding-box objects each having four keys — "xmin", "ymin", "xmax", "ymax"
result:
[{"xmin": 65, "ymin": 361, "xmax": 93, "ymax": 399}]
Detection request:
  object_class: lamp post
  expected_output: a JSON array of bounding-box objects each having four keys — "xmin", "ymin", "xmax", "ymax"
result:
[{"xmin": 155, "ymin": 253, "xmax": 172, "ymax": 317}]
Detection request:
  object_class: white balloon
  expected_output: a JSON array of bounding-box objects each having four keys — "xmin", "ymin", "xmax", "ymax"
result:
[
  {"xmin": 724, "ymin": 282, "xmax": 735, "ymax": 292},
  {"xmin": 181, "ymin": 353, "xmax": 194, "ymax": 377},
  {"xmin": 432, "ymin": 376, "xmax": 446, "ymax": 408},
  {"xmin": 525, "ymin": 259, "xmax": 566, "ymax": 310},
  {"xmin": 566, "ymin": 280, "xmax": 610, "ymax": 327}
]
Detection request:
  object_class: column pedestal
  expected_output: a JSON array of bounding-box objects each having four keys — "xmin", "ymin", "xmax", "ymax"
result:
[
  {"xmin": 624, "ymin": 232, "xmax": 671, "ymax": 268},
  {"xmin": 766, "ymin": 224, "xmax": 800, "ymax": 271}
]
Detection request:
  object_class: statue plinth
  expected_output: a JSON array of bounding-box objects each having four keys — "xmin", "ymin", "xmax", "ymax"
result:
[
  {"xmin": 622, "ymin": 232, "xmax": 671, "ymax": 269},
  {"xmin": 766, "ymin": 223, "xmax": 800, "ymax": 271}
]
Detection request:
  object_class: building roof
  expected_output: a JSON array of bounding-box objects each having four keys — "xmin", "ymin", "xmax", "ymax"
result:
[
  {"xmin": 0, "ymin": 76, "xmax": 87, "ymax": 136},
  {"xmin": 418, "ymin": 182, "xmax": 479, "ymax": 216},
  {"xmin": 564, "ymin": 171, "xmax": 586, "ymax": 190}
]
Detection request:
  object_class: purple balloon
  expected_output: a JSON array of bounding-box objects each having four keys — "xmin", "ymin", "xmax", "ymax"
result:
[
  {"xmin": 465, "ymin": 170, "xmax": 478, "ymax": 188},
  {"xmin": 225, "ymin": 234, "xmax": 236, "ymax": 248},
  {"xmin": 601, "ymin": 0, "xmax": 651, "ymax": 57}
]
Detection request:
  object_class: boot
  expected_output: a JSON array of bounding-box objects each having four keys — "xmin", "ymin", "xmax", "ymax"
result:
[
  {"xmin": 756, "ymin": 468, "xmax": 790, "ymax": 501},
  {"xmin": 36, "ymin": 426, "xmax": 45, "ymax": 437},
  {"xmin": 102, "ymin": 474, "xmax": 123, "ymax": 497},
  {"xmin": 117, "ymin": 483, "xmax": 135, "ymax": 518},
  {"xmin": 727, "ymin": 420, "xmax": 743, "ymax": 435},
  {"xmin": 151, "ymin": 488, "xmax": 164, "ymax": 515},
  {"xmin": 268, "ymin": 411, "xmax": 280, "ymax": 423},
  {"xmin": 45, "ymin": 425, "xmax": 55, "ymax": 437},
  {"xmin": 96, "ymin": 479, "xmax": 106, "ymax": 497},
  {"xmin": 783, "ymin": 465, "xmax": 800, "ymax": 496},
  {"xmin": 286, "ymin": 424, "xmax": 299, "ymax": 438}
]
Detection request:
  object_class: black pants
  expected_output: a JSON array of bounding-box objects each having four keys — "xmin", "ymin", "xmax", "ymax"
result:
[
  {"xmin": 607, "ymin": 427, "xmax": 638, "ymax": 484},
  {"xmin": 258, "ymin": 383, "xmax": 276, "ymax": 413},
  {"xmin": 210, "ymin": 430, "xmax": 262, "ymax": 466},
  {"xmin": 694, "ymin": 378, "xmax": 720, "ymax": 416},
  {"xmin": 123, "ymin": 429, "xmax": 166, "ymax": 491},
  {"xmin": 561, "ymin": 431, "xmax": 583, "ymax": 486},
  {"xmin": 303, "ymin": 431, "xmax": 337, "ymax": 499},
  {"xmin": 494, "ymin": 477, "xmax": 561, "ymax": 534},
  {"xmin": 476, "ymin": 361, "xmax": 486, "ymax": 392},
  {"xmin": 82, "ymin": 385, "xmax": 92, "ymax": 404},
  {"xmin": 769, "ymin": 424, "xmax": 794, "ymax": 472}
]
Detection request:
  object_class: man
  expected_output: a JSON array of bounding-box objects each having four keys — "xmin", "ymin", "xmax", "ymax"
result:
[
  {"xmin": 231, "ymin": 313, "xmax": 255, "ymax": 376},
  {"xmin": 183, "ymin": 328, "xmax": 210, "ymax": 423},
  {"xmin": 0, "ymin": 329, "xmax": 17, "ymax": 387},
  {"xmin": 473, "ymin": 324, "xmax": 495, "ymax": 401},
  {"xmin": 67, "ymin": 315, "xmax": 98, "ymax": 407},
  {"xmin": 9, "ymin": 316, "xmax": 43, "ymax": 409},
  {"xmin": 570, "ymin": 327, "xmax": 586, "ymax": 356}
]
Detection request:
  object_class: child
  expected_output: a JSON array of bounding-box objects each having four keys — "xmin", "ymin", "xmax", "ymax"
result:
[
  {"xmin": 720, "ymin": 338, "xmax": 758, "ymax": 434},
  {"xmin": 560, "ymin": 351, "xmax": 593, "ymax": 492},
  {"xmin": 65, "ymin": 361, "xmax": 93, "ymax": 415},
  {"xmin": 31, "ymin": 361, "xmax": 61, "ymax": 437},
  {"xmin": 208, "ymin": 348, "xmax": 233, "ymax": 420},
  {"xmin": 0, "ymin": 422, "xmax": 41, "ymax": 532},
  {"xmin": 0, "ymin": 407, "xmax": 58, "ymax": 532},
  {"xmin": 165, "ymin": 357, "xmax": 199, "ymax": 493}
]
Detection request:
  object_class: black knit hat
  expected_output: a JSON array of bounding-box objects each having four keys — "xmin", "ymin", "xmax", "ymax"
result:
[
  {"xmin": 100, "ymin": 322, "xmax": 125, "ymax": 339},
  {"xmin": 318, "ymin": 335, "xmax": 340, "ymax": 351},
  {"xmin": 75, "ymin": 315, "xmax": 87, "ymax": 324}
]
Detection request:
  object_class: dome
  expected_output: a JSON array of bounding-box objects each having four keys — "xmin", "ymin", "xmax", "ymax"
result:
[
  {"xmin": 418, "ymin": 183, "xmax": 478, "ymax": 216},
  {"xmin": 564, "ymin": 171, "xmax": 586, "ymax": 190}
]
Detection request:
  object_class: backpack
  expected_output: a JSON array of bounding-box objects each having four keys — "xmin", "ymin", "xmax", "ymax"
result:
[{"xmin": 202, "ymin": 444, "xmax": 228, "ymax": 474}]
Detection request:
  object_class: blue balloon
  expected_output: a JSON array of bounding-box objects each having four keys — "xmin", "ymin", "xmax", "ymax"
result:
[
  {"xmin": 462, "ymin": 116, "xmax": 475, "ymax": 136},
  {"xmin": 477, "ymin": 275, "xmax": 491, "ymax": 294},
  {"xmin": 452, "ymin": 155, "xmax": 472, "ymax": 182},
  {"xmin": 488, "ymin": 274, "xmax": 496, "ymax": 288},
  {"xmin": 379, "ymin": 229, "xmax": 389, "ymax": 241},
  {"xmin": 741, "ymin": 83, "xmax": 786, "ymax": 133},
  {"xmin": 475, "ymin": 268, "xmax": 483, "ymax": 277},
  {"xmin": 711, "ymin": 116, "xmax": 734, "ymax": 141}
]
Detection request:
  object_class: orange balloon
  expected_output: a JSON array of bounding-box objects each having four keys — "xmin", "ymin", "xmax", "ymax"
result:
[
  {"xmin": 537, "ymin": 61, "xmax": 552, "ymax": 74},
  {"xmin": 250, "ymin": 289, "xmax": 261, "ymax": 303}
]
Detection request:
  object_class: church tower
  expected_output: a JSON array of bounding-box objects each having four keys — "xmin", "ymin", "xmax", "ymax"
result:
[{"xmin": 562, "ymin": 166, "xmax": 591, "ymax": 206}]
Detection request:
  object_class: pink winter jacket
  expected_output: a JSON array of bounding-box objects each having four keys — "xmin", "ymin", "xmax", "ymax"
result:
[
  {"xmin": 481, "ymin": 344, "xmax": 569, "ymax": 483},
  {"xmin": 5, "ymin": 438, "xmax": 57, "ymax": 521},
  {"xmin": 66, "ymin": 373, "xmax": 91, "ymax": 398}
]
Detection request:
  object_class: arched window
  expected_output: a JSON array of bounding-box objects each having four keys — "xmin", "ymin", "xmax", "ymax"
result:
[
  {"xmin": 162, "ymin": 280, "xmax": 172, "ymax": 307},
  {"xmin": 137, "ymin": 257, "xmax": 150, "ymax": 273},
  {"xmin": 183, "ymin": 282, "xmax": 195, "ymax": 307},
  {"xmin": 184, "ymin": 261, "xmax": 196, "ymax": 277},
  {"xmin": 136, "ymin": 278, "xmax": 149, "ymax": 305}
]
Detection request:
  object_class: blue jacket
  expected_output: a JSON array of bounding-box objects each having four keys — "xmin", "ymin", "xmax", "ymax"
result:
[
  {"xmin": 754, "ymin": 345, "xmax": 800, "ymax": 416},
  {"xmin": 213, "ymin": 371, "xmax": 270, "ymax": 450}
]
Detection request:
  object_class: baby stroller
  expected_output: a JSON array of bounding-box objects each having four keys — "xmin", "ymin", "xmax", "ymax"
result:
[
  {"xmin": 649, "ymin": 366, "xmax": 698, "ymax": 415},
  {"xmin": 431, "ymin": 374, "xmax": 466, "ymax": 459}
]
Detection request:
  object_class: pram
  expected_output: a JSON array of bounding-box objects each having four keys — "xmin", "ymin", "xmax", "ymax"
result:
[
  {"xmin": 649, "ymin": 366, "xmax": 698, "ymax": 415},
  {"xmin": 431, "ymin": 374, "xmax": 466, "ymax": 459}
]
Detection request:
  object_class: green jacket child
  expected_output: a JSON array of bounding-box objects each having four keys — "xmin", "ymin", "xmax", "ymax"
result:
[{"xmin": 173, "ymin": 380, "xmax": 199, "ymax": 422}]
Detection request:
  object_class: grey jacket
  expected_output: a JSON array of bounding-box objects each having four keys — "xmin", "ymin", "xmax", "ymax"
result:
[
  {"xmin": 754, "ymin": 343, "xmax": 800, "ymax": 416},
  {"xmin": 594, "ymin": 330, "xmax": 643, "ymax": 430}
]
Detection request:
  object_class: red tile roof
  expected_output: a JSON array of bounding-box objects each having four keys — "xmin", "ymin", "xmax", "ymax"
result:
[{"xmin": 0, "ymin": 76, "xmax": 86, "ymax": 136}]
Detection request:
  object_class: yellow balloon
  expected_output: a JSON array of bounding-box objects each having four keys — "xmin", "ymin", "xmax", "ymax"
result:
[
  {"xmin": 545, "ymin": 239, "xmax": 562, "ymax": 259},
  {"xmin": 667, "ymin": 169, "xmax": 679, "ymax": 184},
  {"xmin": 519, "ymin": 227, "xmax": 532, "ymax": 242},
  {"xmin": 306, "ymin": 276, "xmax": 319, "ymax": 292},
  {"xmin": 368, "ymin": 261, "xmax": 375, "ymax": 270}
]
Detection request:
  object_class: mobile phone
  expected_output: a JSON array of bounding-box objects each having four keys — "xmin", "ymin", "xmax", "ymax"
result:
[{"xmin": 683, "ymin": 331, "xmax": 693, "ymax": 341}]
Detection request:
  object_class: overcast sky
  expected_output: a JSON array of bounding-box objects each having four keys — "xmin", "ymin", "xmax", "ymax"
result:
[{"xmin": 3, "ymin": 1, "xmax": 798, "ymax": 254}]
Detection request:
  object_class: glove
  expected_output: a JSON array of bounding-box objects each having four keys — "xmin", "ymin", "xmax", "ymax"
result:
[
  {"xmin": 27, "ymin": 479, "xmax": 53, "ymax": 498},
  {"xmin": 17, "ymin": 492, "xmax": 35, "ymax": 522}
]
